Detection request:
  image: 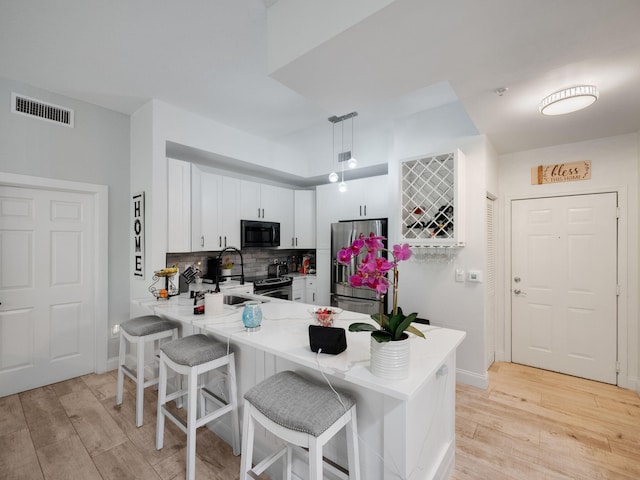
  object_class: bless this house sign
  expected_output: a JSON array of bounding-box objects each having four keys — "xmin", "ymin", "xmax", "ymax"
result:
[
  {"xmin": 132, "ymin": 192, "xmax": 145, "ymax": 279},
  {"xmin": 531, "ymin": 160, "xmax": 591, "ymax": 185}
]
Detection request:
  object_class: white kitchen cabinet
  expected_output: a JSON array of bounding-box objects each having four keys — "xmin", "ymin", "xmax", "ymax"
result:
[
  {"xmin": 291, "ymin": 276, "xmax": 305, "ymax": 303},
  {"xmin": 290, "ymin": 190, "xmax": 316, "ymax": 249},
  {"xmin": 191, "ymin": 165, "xmax": 241, "ymax": 251},
  {"xmin": 240, "ymin": 180, "xmax": 294, "ymax": 249},
  {"xmin": 306, "ymin": 276, "xmax": 317, "ymax": 304},
  {"xmin": 167, "ymin": 158, "xmax": 192, "ymax": 252},
  {"xmin": 316, "ymin": 174, "xmax": 390, "ymax": 249}
]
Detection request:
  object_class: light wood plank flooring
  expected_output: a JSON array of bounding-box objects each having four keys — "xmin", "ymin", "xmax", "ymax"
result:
[
  {"xmin": 1, "ymin": 362, "xmax": 639, "ymax": 479},
  {"xmin": 453, "ymin": 362, "xmax": 640, "ymax": 480}
]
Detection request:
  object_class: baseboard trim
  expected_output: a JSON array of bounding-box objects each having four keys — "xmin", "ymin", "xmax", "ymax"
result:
[{"xmin": 456, "ymin": 368, "xmax": 489, "ymax": 389}]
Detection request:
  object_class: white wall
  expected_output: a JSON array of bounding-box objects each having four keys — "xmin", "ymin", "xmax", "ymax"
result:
[
  {"xmin": 386, "ymin": 102, "xmax": 490, "ymax": 387},
  {"xmin": 498, "ymin": 133, "xmax": 639, "ymax": 389},
  {"xmin": 0, "ymin": 76, "xmax": 131, "ymax": 360}
]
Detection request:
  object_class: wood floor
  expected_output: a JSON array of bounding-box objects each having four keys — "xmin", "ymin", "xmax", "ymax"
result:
[
  {"xmin": 453, "ymin": 362, "xmax": 640, "ymax": 480},
  {"xmin": 1, "ymin": 362, "xmax": 639, "ymax": 479}
]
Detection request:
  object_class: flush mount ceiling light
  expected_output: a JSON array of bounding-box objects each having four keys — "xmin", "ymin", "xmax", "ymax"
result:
[
  {"xmin": 539, "ymin": 85, "xmax": 599, "ymax": 116},
  {"xmin": 327, "ymin": 111, "xmax": 358, "ymax": 190}
]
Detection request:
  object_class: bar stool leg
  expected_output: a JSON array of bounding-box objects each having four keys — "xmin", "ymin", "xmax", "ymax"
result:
[
  {"xmin": 186, "ymin": 367, "xmax": 198, "ymax": 480},
  {"xmin": 156, "ymin": 355, "xmax": 167, "ymax": 451},
  {"xmin": 115, "ymin": 333, "xmax": 126, "ymax": 405},
  {"xmin": 240, "ymin": 404, "xmax": 255, "ymax": 480},
  {"xmin": 227, "ymin": 353, "xmax": 240, "ymax": 455},
  {"xmin": 135, "ymin": 338, "xmax": 145, "ymax": 427},
  {"xmin": 285, "ymin": 444, "xmax": 293, "ymax": 480},
  {"xmin": 346, "ymin": 409, "xmax": 361, "ymax": 480},
  {"xmin": 309, "ymin": 438, "xmax": 322, "ymax": 480}
]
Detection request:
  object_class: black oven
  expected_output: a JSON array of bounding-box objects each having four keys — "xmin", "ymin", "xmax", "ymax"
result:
[
  {"xmin": 241, "ymin": 220, "xmax": 280, "ymax": 248},
  {"xmin": 253, "ymin": 276, "xmax": 292, "ymax": 301}
]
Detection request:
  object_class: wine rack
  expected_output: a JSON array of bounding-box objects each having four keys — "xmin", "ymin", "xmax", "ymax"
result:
[{"xmin": 401, "ymin": 150, "xmax": 465, "ymax": 247}]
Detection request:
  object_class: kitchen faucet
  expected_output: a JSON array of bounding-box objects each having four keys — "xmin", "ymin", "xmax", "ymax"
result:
[{"xmin": 214, "ymin": 247, "xmax": 245, "ymax": 293}]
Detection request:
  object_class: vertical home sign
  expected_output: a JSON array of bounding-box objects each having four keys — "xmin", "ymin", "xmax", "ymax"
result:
[{"xmin": 132, "ymin": 192, "xmax": 145, "ymax": 279}]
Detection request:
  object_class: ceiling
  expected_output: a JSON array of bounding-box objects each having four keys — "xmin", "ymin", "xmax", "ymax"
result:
[{"xmin": 2, "ymin": 0, "xmax": 640, "ymax": 163}]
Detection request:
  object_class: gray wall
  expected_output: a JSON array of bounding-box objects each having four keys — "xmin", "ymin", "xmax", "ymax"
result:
[{"xmin": 0, "ymin": 76, "xmax": 130, "ymax": 359}]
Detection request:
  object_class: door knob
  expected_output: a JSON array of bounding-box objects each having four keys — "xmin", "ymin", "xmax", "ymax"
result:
[{"xmin": 513, "ymin": 289, "xmax": 527, "ymax": 296}]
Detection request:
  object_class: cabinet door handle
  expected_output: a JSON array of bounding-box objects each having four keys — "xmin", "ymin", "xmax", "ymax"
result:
[
  {"xmin": 295, "ymin": 237, "xmax": 298, "ymax": 247},
  {"xmin": 364, "ymin": 205, "xmax": 367, "ymax": 216},
  {"xmin": 224, "ymin": 236, "xmax": 227, "ymax": 248},
  {"xmin": 257, "ymin": 208, "xmax": 260, "ymax": 218},
  {"xmin": 261, "ymin": 208, "xmax": 265, "ymax": 218},
  {"xmin": 359, "ymin": 205, "xmax": 362, "ymax": 216},
  {"xmin": 201, "ymin": 236, "xmax": 204, "ymax": 248},
  {"xmin": 292, "ymin": 237, "xmax": 295, "ymax": 247},
  {"xmin": 218, "ymin": 236, "xmax": 222, "ymax": 248}
]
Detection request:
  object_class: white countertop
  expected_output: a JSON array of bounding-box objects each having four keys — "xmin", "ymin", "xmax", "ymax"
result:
[{"xmin": 139, "ymin": 294, "xmax": 465, "ymax": 401}]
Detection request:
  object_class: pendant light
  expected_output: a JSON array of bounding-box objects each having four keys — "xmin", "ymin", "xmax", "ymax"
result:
[
  {"xmin": 338, "ymin": 119, "xmax": 347, "ymax": 192},
  {"xmin": 328, "ymin": 120, "xmax": 338, "ymax": 183},
  {"xmin": 327, "ymin": 112, "xmax": 358, "ymax": 189},
  {"xmin": 348, "ymin": 115, "xmax": 358, "ymax": 169}
]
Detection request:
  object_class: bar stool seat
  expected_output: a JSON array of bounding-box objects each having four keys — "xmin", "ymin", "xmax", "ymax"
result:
[
  {"xmin": 240, "ymin": 370, "xmax": 360, "ymax": 480},
  {"xmin": 156, "ymin": 334, "xmax": 240, "ymax": 480},
  {"xmin": 115, "ymin": 314, "xmax": 179, "ymax": 427}
]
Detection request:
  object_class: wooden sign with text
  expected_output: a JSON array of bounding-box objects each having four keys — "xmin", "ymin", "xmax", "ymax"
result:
[{"xmin": 531, "ymin": 161, "xmax": 591, "ymax": 185}]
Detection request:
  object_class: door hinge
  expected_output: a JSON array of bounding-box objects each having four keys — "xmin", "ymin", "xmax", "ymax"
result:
[
  {"xmin": 616, "ymin": 285, "xmax": 621, "ymax": 296},
  {"xmin": 616, "ymin": 361, "xmax": 621, "ymax": 373}
]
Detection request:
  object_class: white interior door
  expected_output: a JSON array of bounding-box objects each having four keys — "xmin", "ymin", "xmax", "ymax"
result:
[
  {"xmin": 511, "ymin": 193, "xmax": 617, "ymax": 384},
  {"xmin": 0, "ymin": 185, "xmax": 96, "ymax": 396}
]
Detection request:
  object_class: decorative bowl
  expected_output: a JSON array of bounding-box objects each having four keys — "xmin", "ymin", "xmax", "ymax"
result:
[{"xmin": 309, "ymin": 307, "xmax": 342, "ymax": 327}]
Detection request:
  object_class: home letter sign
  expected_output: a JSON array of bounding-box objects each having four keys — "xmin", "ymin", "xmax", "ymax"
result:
[
  {"xmin": 132, "ymin": 192, "xmax": 145, "ymax": 279},
  {"xmin": 531, "ymin": 161, "xmax": 591, "ymax": 185}
]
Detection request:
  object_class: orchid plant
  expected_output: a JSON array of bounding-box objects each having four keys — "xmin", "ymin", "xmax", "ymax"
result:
[{"xmin": 337, "ymin": 233, "xmax": 425, "ymax": 343}]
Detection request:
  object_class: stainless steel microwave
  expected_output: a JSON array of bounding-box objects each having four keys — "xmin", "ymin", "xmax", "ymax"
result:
[{"xmin": 241, "ymin": 220, "xmax": 280, "ymax": 248}]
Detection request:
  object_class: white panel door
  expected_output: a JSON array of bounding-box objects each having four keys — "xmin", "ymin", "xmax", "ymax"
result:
[
  {"xmin": 511, "ymin": 193, "xmax": 617, "ymax": 384},
  {"xmin": 0, "ymin": 186, "xmax": 95, "ymax": 396}
]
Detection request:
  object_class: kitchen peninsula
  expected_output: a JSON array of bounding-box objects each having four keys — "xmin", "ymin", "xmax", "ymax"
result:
[{"xmin": 138, "ymin": 294, "xmax": 465, "ymax": 480}]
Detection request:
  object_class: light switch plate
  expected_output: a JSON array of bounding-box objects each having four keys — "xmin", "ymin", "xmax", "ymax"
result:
[{"xmin": 455, "ymin": 269, "xmax": 465, "ymax": 282}]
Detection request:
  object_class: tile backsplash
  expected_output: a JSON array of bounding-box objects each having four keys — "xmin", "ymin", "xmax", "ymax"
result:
[{"xmin": 166, "ymin": 248, "xmax": 316, "ymax": 281}]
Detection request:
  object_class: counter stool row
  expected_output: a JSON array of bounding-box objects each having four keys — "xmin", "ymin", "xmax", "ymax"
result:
[{"xmin": 116, "ymin": 314, "xmax": 360, "ymax": 480}]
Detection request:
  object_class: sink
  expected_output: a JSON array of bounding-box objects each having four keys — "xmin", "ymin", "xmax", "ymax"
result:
[{"xmin": 223, "ymin": 294, "xmax": 267, "ymax": 306}]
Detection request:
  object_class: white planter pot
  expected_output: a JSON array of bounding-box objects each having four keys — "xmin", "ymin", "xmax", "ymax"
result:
[
  {"xmin": 369, "ymin": 334, "xmax": 410, "ymax": 380},
  {"xmin": 221, "ymin": 268, "xmax": 232, "ymax": 280}
]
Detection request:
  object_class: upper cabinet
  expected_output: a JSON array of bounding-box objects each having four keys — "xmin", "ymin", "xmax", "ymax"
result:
[
  {"xmin": 291, "ymin": 190, "xmax": 316, "ymax": 249},
  {"xmin": 191, "ymin": 165, "xmax": 241, "ymax": 251},
  {"xmin": 167, "ymin": 158, "xmax": 192, "ymax": 253},
  {"xmin": 240, "ymin": 181, "xmax": 294, "ymax": 249},
  {"xmin": 400, "ymin": 150, "xmax": 465, "ymax": 246},
  {"xmin": 316, "ymin": 175, "xmax": 390, "ymax": 249}
]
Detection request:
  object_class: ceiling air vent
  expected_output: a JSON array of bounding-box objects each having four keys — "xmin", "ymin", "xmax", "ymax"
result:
[
  {"xmin": 338, "ymin": 151, "xmax": 352, "ymax": 163},
  {"xmin": 11, "ymin": 93, "xmax": 74, "ymax": 127}
]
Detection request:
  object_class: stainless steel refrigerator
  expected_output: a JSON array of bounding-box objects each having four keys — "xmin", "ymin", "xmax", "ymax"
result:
[{"xmin": 331, "ymin": 219, "xmax": 388, "ymax": 315}]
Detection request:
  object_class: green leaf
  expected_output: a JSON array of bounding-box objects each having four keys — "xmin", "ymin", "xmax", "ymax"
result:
[
  {"xmin": 348, "ymin": 323, "xmax": 378, "ymax": 333},
  {"xmin": 405, "ymin": 324, "xmax": 426, "ymax": 339},
  {"xmin": 394, "ymin": 312, "xmax": 418, "ymax": 340},
  {"xmin": 371, "ymin": 330, "xmax": 393, "ymax": 343}
]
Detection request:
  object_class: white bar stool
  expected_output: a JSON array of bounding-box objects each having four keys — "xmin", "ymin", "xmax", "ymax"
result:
[
  {"xmin": 156, "ymin": 334, "xmax": 240, "ymax": 480},
  {"xmin": 115, "ymin": 314, "xmax": 179, "ymax": 427},
  {"xmin": 240, "ymin": 370, "xmax": 360, "ymax": 480}
]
